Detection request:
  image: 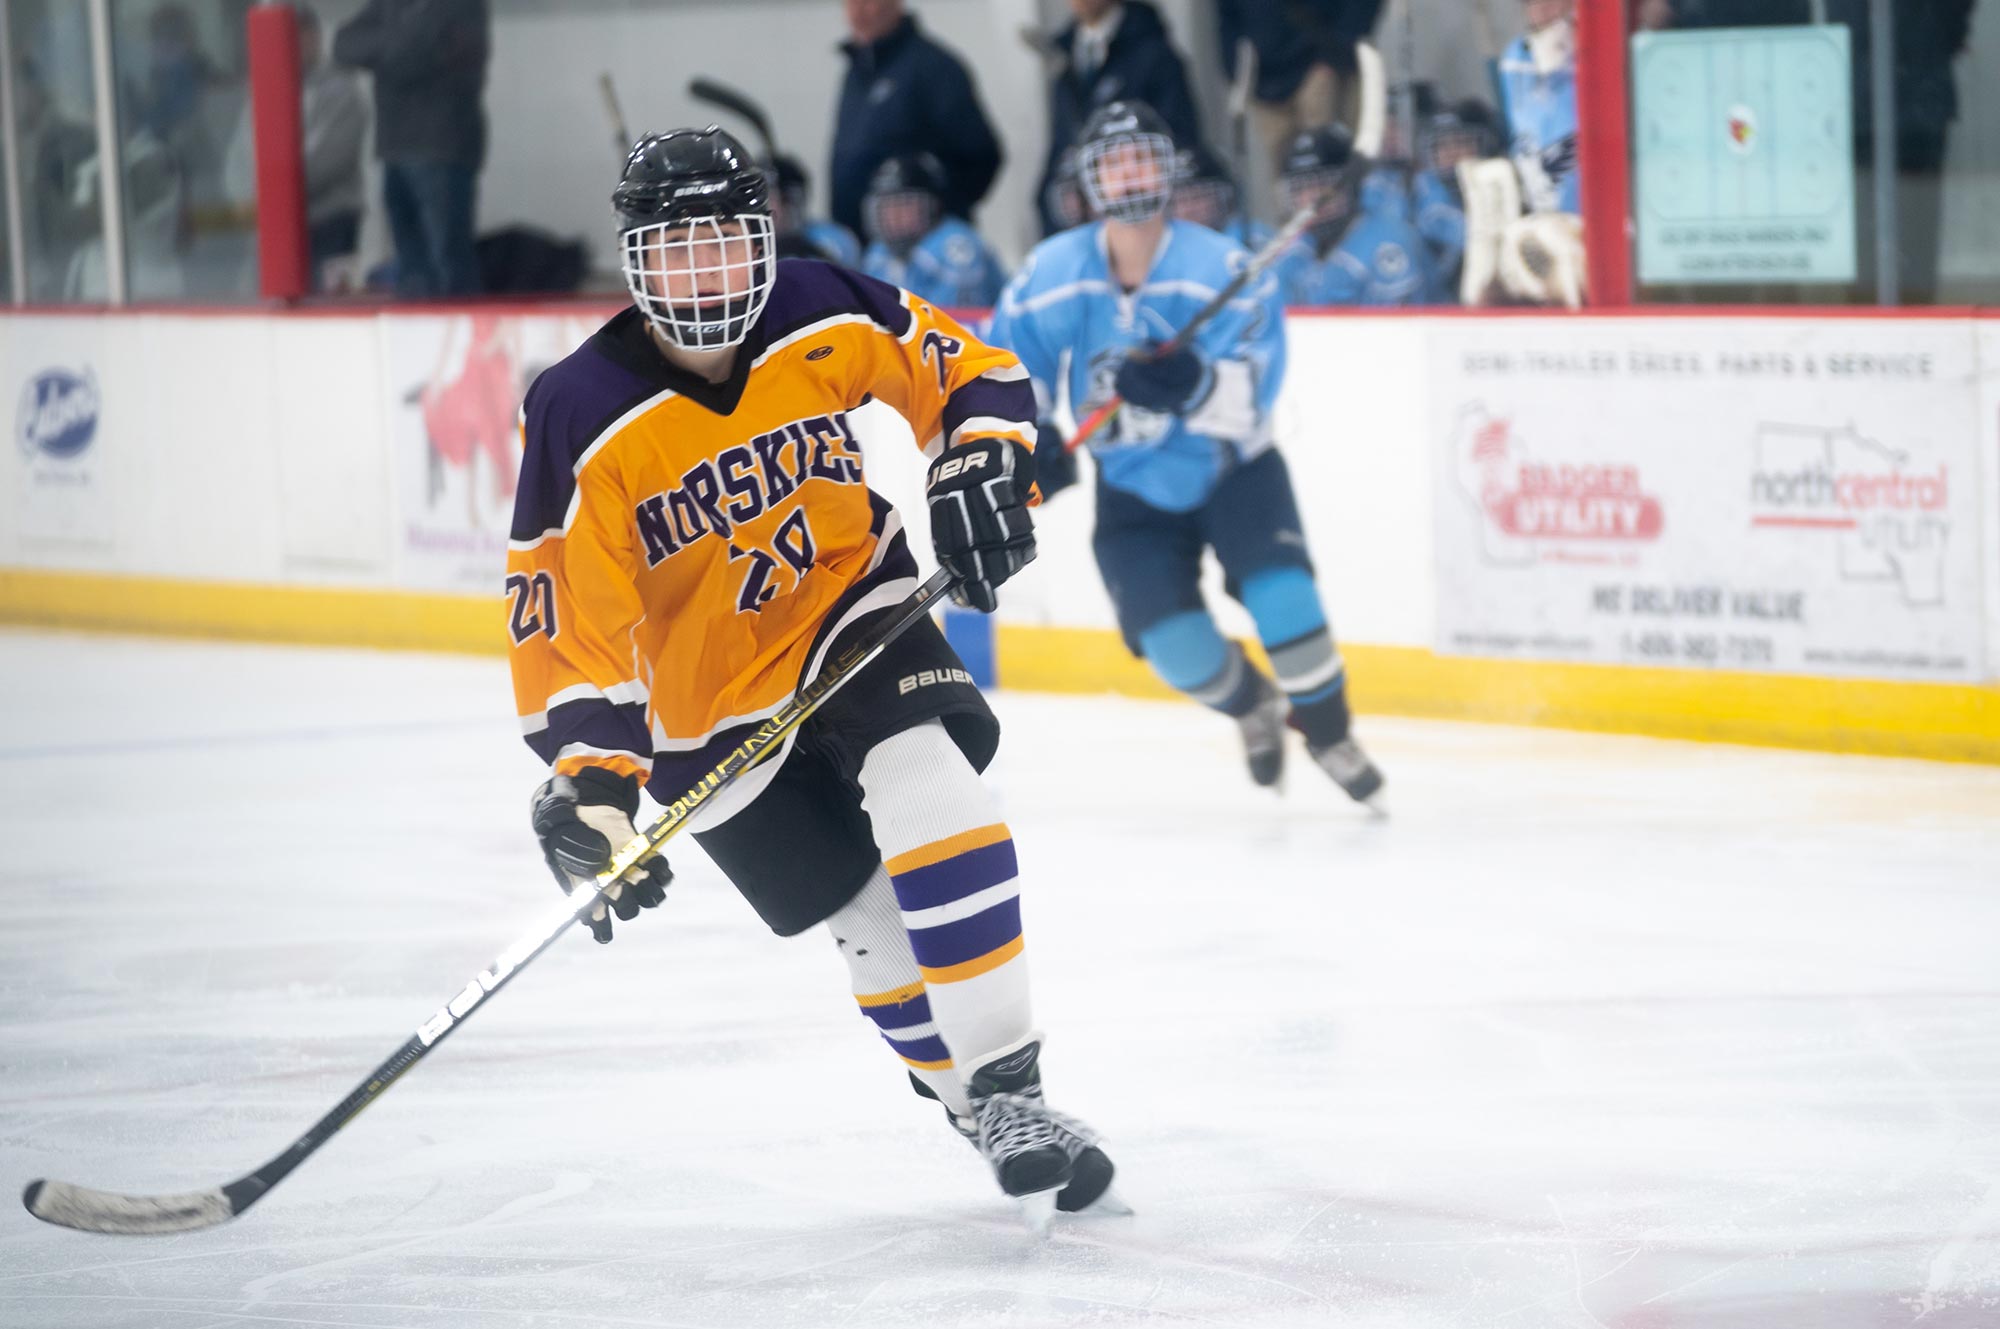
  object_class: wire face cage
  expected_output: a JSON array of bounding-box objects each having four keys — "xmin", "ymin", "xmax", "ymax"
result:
[{"xmin": 619, "ymin": 213, "xmax": 776, "ymax": 351}]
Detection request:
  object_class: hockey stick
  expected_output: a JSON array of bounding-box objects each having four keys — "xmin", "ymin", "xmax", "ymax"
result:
[
  {"xmin": 598, "ymin": 72, "xmax": 630, "ymax": 154},
  {"xmin": 1064, "ymin": 205, "xmax": 1317, "ymax": 453},
  {"xmin": 23, "ymin": 568, "xmax": 959, "ymax": 1236},
  {"xmin": 687, "ymin": 77, "xmax": 778, "ymax": 164}
]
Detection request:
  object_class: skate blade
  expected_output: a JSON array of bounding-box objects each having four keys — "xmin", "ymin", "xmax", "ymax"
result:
[
  {"xmin": 1015, "ymin": 1187, "xmax": 1060, "ymax": 1236},
  {"xmin": 1070, "ymin": 1185, "xmax": 1134, "ymax": 1217}
]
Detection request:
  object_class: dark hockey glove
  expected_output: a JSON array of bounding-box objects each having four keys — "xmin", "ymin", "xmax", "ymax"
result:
[
  {"xmin": 1114, "ymin": 343, "xmax": 1213, "ymax": 416},
  {"xmin": 926, "ymin": 436, "xmax": 1038, "ymax": 613},
  {"xmin": 530, "ymin": 767, "xmax": 671, "ymax": 944},
  {"xmin": 1031, "ymin": 420, "xmax": 1078, "ymax": 499}
]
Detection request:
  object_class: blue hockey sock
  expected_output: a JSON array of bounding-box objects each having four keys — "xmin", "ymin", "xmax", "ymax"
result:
[{"xmin": 1139, "ymin": 612, "xmax": 1266, "ymax": 718}]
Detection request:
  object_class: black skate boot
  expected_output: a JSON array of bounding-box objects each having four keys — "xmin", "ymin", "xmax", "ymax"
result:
[
  {"xmin": 1308, "ymin": 734, "xmax": 1385, "ymax": 805},
  {"xmin": 1234, "ymin": 676, "xmax": 1290, "ymax": 789},
  {"xmin": 911, "ymin": 1042, "xmax": 1120, "ymax": 1224}
]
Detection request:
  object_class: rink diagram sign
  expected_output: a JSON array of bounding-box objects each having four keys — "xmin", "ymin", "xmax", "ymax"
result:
[{"xmin": 1429, "ymin": 320, "xmax": 1984, "ymax": 681}]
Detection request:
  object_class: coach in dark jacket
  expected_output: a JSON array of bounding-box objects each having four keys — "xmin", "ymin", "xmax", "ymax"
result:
[
  {"xmin": 831, "ymin": 0, "xmax": 1002, "ymax": 238},
  {"xmin": 334, "ymin": 0, "xmax": 489, "ymax": 296},
  {"xmin": 1038, "ymin": 0, "xmax": 1201, "ymax": 234}
]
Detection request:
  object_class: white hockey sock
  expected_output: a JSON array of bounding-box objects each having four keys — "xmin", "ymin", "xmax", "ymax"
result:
[
  {"xmin": 859, "ymin": 721, "xmax": 1034, "ymax": 1089},
  {"xmin": 825, "ymin": 867, "xmax": 968, "ymax": 1115}
]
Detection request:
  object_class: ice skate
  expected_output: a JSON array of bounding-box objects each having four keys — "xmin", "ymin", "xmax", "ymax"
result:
[
  {"xmin": 919, "ymin": 1041, "xmax": 1121, "ymax": 1221},
  {"xmin": 1309, "ymin": 734, "xmax": 1385, "ymax": 806},
  {"xmin": 1235, "ymin": 679, "xmax": 1289, "ymax": 789},
  {"xmin": 965, "ymin": 1040, "xmax": 1072, "ymax": 1227}
]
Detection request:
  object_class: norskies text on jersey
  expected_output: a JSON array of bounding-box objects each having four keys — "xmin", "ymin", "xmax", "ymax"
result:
[{"xmin": 632, "ymin": 407, "xmax": 866, "ymax": 567}]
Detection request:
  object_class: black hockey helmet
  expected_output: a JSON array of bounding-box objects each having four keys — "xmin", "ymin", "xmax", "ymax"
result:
[
  {"xmin": 1075, "ymin": 99, "xmax": 1176, "ymax": 225},
  {"xmin": 1170, "ymin": 142, "xmax": 1239, "ymax": 232},
  {"xmin": 863, "ymin": 152, "xmax": 947, "ymax": 253},
  {"xmin": 1422, "ymin": 100, "xmax": 1502, "ymax": 174},
  {"xmin": 613, "ymin": 126, "xmax": 775, "ymax": 352},
  {"xmin": 1280, "ymin": 124, "xmax": 1362, "ymax": 251}
]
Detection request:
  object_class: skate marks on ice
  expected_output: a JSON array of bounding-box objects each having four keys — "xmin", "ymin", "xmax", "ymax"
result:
[{"xmin": 4, "ymin": 632, "xmax": 2000, "ymax": 1325}]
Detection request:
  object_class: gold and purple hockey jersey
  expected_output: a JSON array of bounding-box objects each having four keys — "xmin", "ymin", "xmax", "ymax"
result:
[{"xmin": 506, "ymin": 260, "xmax": 1036, "ymax": 810}]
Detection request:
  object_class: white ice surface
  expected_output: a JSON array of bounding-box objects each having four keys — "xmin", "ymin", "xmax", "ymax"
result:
[{"xmin": 2, "ymin": 629, "xmax": 1999, "ymax": 1328}]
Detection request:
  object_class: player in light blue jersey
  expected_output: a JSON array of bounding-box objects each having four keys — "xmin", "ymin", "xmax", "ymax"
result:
[
  {"xmin": 769, "ymin": 154, "xmax": 862, "ymax": 265},
  {"xmin": 1412, "ymin": 101, "xmax": 1501, "ymax": 298},
  {"xmin": 859, "ymin": 152, "xmax": 1007, "ymax": 309},
  {"xmin": 1170, "ymin": 143, "xmax": 1273, "ymax": 252},
  {"xmin": 1274, "ymin": 125, "xmax": 1436, "ymax": 308},
  {"xmin": 985, "ymin": 100, "xmax": 1383, "ymax": 803},
  {"xmin": 1499, "ymin": 0, "xmax": 1580, "ymax": 215}
]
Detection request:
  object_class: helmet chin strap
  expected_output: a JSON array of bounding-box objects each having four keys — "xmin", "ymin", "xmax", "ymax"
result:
[{"xmin": 1528, "ymin": 16, "xmax": 1574, "ymax": 75}]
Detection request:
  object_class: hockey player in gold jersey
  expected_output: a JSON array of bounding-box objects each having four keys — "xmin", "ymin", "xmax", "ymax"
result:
[{"xmin": 506, "ymin": 127, "xmax": 1114, "ymax": 1224}]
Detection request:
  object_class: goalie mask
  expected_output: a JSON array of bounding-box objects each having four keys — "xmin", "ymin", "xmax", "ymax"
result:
[
  {"xmin": 863, "ymin": 152, "xmax": 947, "ymax": 256},
  {"xmin": 1076, "ymin": 100, "xmax": 1176, "ymax": 225},
  {"xmin": 614, "ymin": 127, "xmax": 775, "ymax": 352},
  {"xmin": 1280, "ymin": 124, "xmax": 1361, "ymax": 253}
]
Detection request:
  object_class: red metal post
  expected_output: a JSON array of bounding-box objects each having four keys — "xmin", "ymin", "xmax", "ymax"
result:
[
  {"xmin": 247, "ymin": 4, "xmax": 309, "ymax": 301},
  {"xmin": 1575, "ymin": 0, "xmax": 1634, "ymax": 306}
]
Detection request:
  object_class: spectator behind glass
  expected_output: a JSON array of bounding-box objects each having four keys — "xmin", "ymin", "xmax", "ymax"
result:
[
  {"xmin": 224, "ymin": 6, "xmax": 368, "ymax": 292},
  {"xmin": 1498, "ymin": 0, "xmax": 1580, "ymax": 216},
  {"xmin": 294, "ymin": 9, "xmax": 367, "ymax": 289},
  {"xmin": 1035, "ymin": 1, "xmax": 1201, "ymax": 236},
  {"xmin": 830, "ymin": 0, "xmax": 1003, "ymax": 239},
  {"xmin": 334, "ymin": 0, "xmax": 489, "ymax": 297},
  {"xmin": 13, "ymin": 55, "xmax": 98, "ymax": 302},
  {"xmin": 1217, "ymin": 0, "xmax": 1384, "ymax": 218}
]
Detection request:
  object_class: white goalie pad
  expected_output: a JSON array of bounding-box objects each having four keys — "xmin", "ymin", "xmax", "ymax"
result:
[
  {"xmin": 1458, "ymin": 157, "xmax": 1522, "ymax": 307},
  {"xmin": 1498, "ymin": 211, "xmax": 1589, "ymax": 310}
]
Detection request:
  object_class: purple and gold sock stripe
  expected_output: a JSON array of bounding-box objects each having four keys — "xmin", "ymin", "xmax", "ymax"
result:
[
  {"xmin": 855, "ymin": 981, "xmax": 953, "ymax": 1071},
  {"xmin": 885, "ymin": 823, "xmax": 1024, "ymax": 987}
]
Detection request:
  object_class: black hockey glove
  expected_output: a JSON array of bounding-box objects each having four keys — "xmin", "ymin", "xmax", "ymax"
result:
[
  {"xmin": 1031, "ymin": 420, "xmax": 1078, "ymax": 499},
  {"xmin": 530, "ymin": 767, "xmax": 671, "ymax": 944},
  {"xmin": 1114, "ymin": 343, "xmax": 1213, "ymax": 416},
  {"xmin": 926, "ymin": 436, "xmax": 1038, "ymax": 613}
]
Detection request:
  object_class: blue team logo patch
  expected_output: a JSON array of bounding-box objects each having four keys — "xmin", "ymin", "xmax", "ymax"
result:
[{"xmin": 17, "ymin": 368, "xmax": 100, "ymax": 461}]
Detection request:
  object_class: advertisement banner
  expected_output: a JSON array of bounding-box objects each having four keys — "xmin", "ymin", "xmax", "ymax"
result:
[
  {"xmin": 5, "ymin": 319, "xmax": 116, "ymax": 551},
  {"xmin": 1430, "ymin": 319, "xmax": 1984, "ymax": 682},
  {"xmin": 380, "ymin": 311, "xmax": 607, "ymax": 594}
]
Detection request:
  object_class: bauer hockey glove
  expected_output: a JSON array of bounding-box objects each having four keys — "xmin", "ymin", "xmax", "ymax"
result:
[
  {"xmin": 529, "ymin": 767, "xmax": 671, "ymax": 944},
  {"xmin": 1114, "ymin": 343, "xmax": 1213, "ymax": 416},
  {"xmin": 926, "ymin": 436, "xmax": 1038, "ymax": 613}
]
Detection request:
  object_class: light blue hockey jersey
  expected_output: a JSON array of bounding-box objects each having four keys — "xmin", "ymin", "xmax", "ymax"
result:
[
  {"xmin": 805, "ymin": 219, "xmax": 862, "ymax": 267},
  {"xmin": 1413, "ymin": 170, "xmax": 1465, "ymax": 275},
  {"xmin": 861, "ymin": 216, "xmax": 1007, "ymax": 310},
  {"xmin": 1275, "ymin": 175, "xmax": 1437, "ymax": 308},
  {"xmin": 1498, "ymin": 38, "xmax": 1581, "ymax": 214},
  {"xmin": 985, "ymin": 219, "xmax": 1286, "ymax": 514}
]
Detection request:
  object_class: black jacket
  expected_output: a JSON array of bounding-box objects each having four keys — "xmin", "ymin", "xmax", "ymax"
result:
[
  {"xmin": 1039, "ymin": 1, "xmax": 1202, "ymax": 234},
  {"xmin": 333, "ymin": 0, "xmax": 489, "ymax": 166},
  {"xmin": 831, "ymin": 14, "xmax": 1002, "ymax": 236},
  {"xmin": 1217, "ymin": 0, "xmax": 1383, "ymax": 104}
]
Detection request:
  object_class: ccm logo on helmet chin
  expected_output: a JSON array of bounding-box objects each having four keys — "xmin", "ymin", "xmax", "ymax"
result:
[
  {"xmin": 933, "ymin": 453, "xmax": 990, "ymax": 481},
  {"xmin": 898, "ymin": 668, "xmax": 974, "ymax": 695}
]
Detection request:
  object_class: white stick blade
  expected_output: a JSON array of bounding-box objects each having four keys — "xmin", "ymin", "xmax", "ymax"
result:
[{"xmin": 23, "ymin": 1179, "xmax": 236, "ymax": 1234}]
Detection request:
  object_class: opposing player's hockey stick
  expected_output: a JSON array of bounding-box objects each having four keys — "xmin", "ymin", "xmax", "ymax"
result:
[
  {"xmin": 23, "ymin": 568, "xmax": 959, "ymax": 1236},
  {"xmin": 1064, "ymin": 205, "xmax": 1317, "ymax": 453},
  {"xmin": 687, "ymin": 77, "xmax": 778, "ymax": 164}
]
